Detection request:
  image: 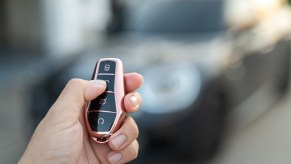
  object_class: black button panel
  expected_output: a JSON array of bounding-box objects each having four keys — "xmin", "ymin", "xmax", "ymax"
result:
[
  {"xmin": 88, "ymin": 111, "xmax": 116, "ymax": 132},
  {"xmin": 88, "ymin": 60, "xmax": 118, "ymax": 133},
  {"xmin": 97, "ymin": 75, "xmax": 115, "ymax": 92},
  {"xmin": 98, "ymin": 61, "xmax": 116, "ymax": 74},
  {"xmin": 89, "ymin": 92, "xmax": 116, "ymax": 112}
]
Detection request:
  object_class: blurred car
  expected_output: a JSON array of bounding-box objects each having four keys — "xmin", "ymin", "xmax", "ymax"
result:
[{"xmin": 27, "ymin": 0, "xmax": 290, "ymax": 163}]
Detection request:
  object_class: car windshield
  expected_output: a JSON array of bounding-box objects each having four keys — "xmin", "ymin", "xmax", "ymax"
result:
[{"xmin": 118, "ymin": 0, "xmax": 225, "ymax": 33}]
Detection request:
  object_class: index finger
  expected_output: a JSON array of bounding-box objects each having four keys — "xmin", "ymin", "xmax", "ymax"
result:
[{"xmin": 124, "ymin": 73, "xmax": 144, "ymax": 92}]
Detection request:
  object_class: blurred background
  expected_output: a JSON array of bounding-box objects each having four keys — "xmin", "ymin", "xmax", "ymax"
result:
[{"xmin": 1, "ymin": 0, "xmax": 291, "ymax": 163}]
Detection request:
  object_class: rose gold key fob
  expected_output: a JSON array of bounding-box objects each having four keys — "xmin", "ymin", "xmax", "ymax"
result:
[{"xmin": 85, "ymin": 58, "xmax": 126, "ymax": 143}]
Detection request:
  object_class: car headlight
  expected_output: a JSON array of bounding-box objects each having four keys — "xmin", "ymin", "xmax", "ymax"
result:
[{"xmin": 139, "ymin": 62, "xmax": 202, "ymax": 114}]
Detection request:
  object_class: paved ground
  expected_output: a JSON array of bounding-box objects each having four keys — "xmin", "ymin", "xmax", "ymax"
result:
[{"xmin": 210, "ymin": 91, "xmax": 291, "ymax": 164}]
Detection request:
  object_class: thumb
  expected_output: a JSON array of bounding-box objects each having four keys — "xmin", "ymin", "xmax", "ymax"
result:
[{"xmin": 49, "ymin": 79, "xmax": 106, "ymax": 118}]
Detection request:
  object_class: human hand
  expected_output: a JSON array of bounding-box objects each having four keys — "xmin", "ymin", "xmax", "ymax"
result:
[{"xmin": 18, "ymin": 73, "xmax": 143, "ymax": 164}]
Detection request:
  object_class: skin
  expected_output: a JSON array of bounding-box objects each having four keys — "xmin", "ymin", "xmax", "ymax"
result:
[{"xmin": 18, "ymin": 73, "xmax": 143, "ymax": 164}]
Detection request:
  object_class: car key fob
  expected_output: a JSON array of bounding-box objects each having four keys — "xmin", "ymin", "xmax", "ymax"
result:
[{"xmin": 85, "ymin": 58, "xmax": 126, "ymax": 143}]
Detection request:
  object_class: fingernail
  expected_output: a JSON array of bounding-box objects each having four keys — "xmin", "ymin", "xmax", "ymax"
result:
[
  {"xmin": 89, "ymin": 80, "xmax": 106, "ymax": 86},
  {"xmin": 112, "ymin": 134, "xmax": 127, "ymax": 149},
  {"xmin": 109, "ymin": 153, "xmax": 122, "ymax": 164},
  {"xmin": 129, "ymin": 95, "xmax": 139, "ymax": 109}
]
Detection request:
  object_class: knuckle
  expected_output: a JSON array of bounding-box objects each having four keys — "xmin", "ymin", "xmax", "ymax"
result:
[
  {"xmin": 133, "ymin": 123, "xmax": 139, "ymax": 138},
  {"xmin": 127, "ymin": 117, "xmax": 139, "ymax": 138},
  {"xmin": 121, "ymin": 140, "xmax": 139, "ymax": 163},
  {"xmin": 132, "ymin": 151, "xmax": 138, "ymax": 160},
  {"xmin": 68, "ymin": 78, "xmax": 83, "ymax": 85},
  {"xmin": 67, "ymin": 78, "xmax": 84, "ymax": 88},
  {"xmin": 131, "ymin": 141, "xmax": 139, "ymax": 160}
]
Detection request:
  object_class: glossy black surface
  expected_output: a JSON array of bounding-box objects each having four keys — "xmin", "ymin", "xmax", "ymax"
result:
[
  {"xmin": 89, "ymin": 92, "xmax": 116, "ymax": 112},
  {"xmin": 98, "ymin": 61, "xmax": 116, "ymax": 74},
  {"xmin": 88, "ymin": 111, "xmax": 116, "ymax": 132},
  {"xmin": 97, "ymin": 75, "xmax": 115, "ymax": 92}
]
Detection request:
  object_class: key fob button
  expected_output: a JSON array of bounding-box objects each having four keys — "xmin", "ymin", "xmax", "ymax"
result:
[
  {"xmin": 98, "ymin": 61, "xmax": 116, "ymax": 74},
  {"xmin": 89, "ymin": 92, "xmax": 116, "ymax": 112},
  {"xmin": 88, "ymin": 112, "xmax": 116, "ymax": 132},
  {"xmin": 97, "ymin": 75, "xmax": 115, "ymax": 92}
]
